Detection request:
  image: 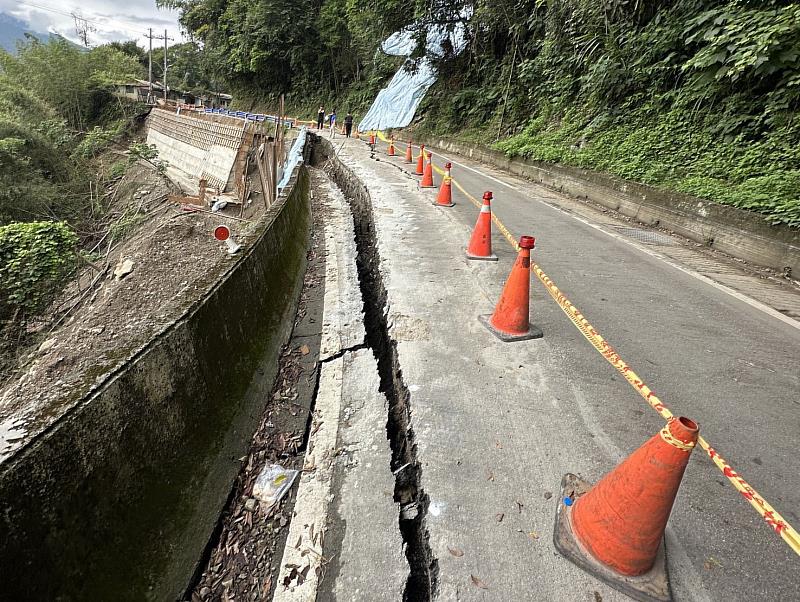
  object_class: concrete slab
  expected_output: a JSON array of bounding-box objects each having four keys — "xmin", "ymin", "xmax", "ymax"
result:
[
  {"xmin": 275, "ymin": 169, "xmax": 401, "ymax": 601},
  {"xmin": 275, "ymin": 357, "xmax": 344, "ymax": 602},
  {"xmin": 326, "ymin": 349, "xmax": 406, "ymax": 601},
  {"xmin": 318, "ymin": 176, "xmax": 365, "ymax": 360}
]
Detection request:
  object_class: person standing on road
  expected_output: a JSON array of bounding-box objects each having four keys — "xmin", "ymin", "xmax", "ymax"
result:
[
  {"xmin": 329, "ymin": 108, "xmax": 337, "ymax": 138},
  {"xmin": 316, "ymin": 105, "xmax": 325, "ymax": 130},
  {"xmin": 344, "ymin": 112, "xmax": 353, "ymax": 137}
]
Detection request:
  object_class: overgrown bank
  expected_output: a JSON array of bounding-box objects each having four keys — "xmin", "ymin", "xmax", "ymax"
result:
[
  {"xmin": 170, "ymin": 0, "xmax": 799, "ymax": 228},
  {"xmin": 418, "ymin": 1, "xmax": 800, "ymax": 227},
  {"xmin": 0, "ymin": 38, "xmax": 151, "ymax": 361}
]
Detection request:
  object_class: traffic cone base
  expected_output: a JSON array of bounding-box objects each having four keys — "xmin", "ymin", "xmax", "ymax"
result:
[
  {"xmin": 554, "ymin": 473, "xmax": 670, "ymax": 602},
  {"xmin": 478, "ymin": 314, "xmax": 542, "ymax": 341},
  {"xmin": 466, "ymin": 250, "xmax": 497, "ymax": 261},
  {"xmin": 480, "ymin": 235, "xmax": 542, "ymax": 341},
  {"xmin": 432, "ymin": 198, "xmax": 455, "ymax": 207}
]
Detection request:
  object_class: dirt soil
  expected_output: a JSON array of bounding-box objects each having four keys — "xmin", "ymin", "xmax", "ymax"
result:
[
  {"xmin": 189, "ymin": 167, "xmax": 329, "ymax": 601},
  {"xmin": 0, "ymin": 160, "xmax": 269, "ymax": 462}
]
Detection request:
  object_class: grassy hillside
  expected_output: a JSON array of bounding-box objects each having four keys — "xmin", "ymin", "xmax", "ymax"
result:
[{"xmin": 168, "ymin": 0, "xmax": 800, "ymax": 226}]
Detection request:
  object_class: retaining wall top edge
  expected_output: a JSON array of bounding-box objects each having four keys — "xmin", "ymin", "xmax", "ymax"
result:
[{"xmin": 0, "ymin": 157, "xmax": 310, "ymax": 473}]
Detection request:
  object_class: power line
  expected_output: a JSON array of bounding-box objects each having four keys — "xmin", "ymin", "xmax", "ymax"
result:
[{"xmin": 14, "ymin": 1, "xmax": 179, "ymax": 43}]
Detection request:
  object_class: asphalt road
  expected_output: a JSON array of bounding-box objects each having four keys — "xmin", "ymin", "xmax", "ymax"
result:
[{"xmin": 368, "ymin": 136, "xmax": 800, "ymax": 599}]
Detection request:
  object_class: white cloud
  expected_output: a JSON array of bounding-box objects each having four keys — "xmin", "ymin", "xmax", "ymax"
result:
[{"xmin": 2, "ymin": 0, "xmax": 186, "ymax": 48}]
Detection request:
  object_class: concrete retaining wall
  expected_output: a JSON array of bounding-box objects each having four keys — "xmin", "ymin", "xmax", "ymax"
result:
[
  {"xmin": 146, "ymin": 109, "xmax": 253, "ymax": 191},
  {"xmin": 0, "ymin": 167, "xmax": 312, "ymax": 600},
  {"xmin": 417, "ymin": 135, "xmax": 800, "ymax": 276}
]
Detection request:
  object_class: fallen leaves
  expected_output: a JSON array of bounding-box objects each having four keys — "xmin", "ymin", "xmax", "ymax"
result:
[
  {"xmin": 470, "ymin": 574, "xmax": 489, "ymax": 590},
  {"xmin": 447, "ymin": 546, "xmax": 464, "ymax": 557},
  {"xmin": 299, "ymin": 344, "xmax": 310, "ymax": 355},
  {"xmin": 495, "ymin": 512, "xmax": 505, "ymax": 523}
]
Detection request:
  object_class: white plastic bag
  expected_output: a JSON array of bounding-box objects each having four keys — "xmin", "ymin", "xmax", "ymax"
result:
[{"xmin": 252, "ymin": 463, "xmax": 299, "ymax": 506}]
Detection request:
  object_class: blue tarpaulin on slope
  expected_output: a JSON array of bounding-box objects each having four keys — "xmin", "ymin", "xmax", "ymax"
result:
[
  {"xmin": 358, "ymin": 14, "xmax": 470, "ymax": 132},
  {"xmin": 278, "ymin": 126, "xmax": 307, "ymax": 191}
]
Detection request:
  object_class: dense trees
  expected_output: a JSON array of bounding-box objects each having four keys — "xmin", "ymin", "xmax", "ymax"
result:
[
  {"xmin": 0, "ymin": 38, "xmax": 142, "ymax": 224},
  {"xmin": 0, "ymin": 38, "xmax": 145, "ymax": 331},
  {"xmin": 158, "ymin": 0, "xmax": 413, "ymax": 101},
  {"xmin": 163, "ymin": 1, "xmax": 799, "ymax": 224}
]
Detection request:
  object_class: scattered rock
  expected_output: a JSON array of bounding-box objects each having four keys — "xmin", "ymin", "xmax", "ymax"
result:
[
  {"xmin": 244, "ymin": 498, "xmax": 257, "ymax": 512},
  {"xmin": 38, "ymin": 338, "xmax": 57, "ymax": 352},
  {"xmin": 114, "ymin": 259, "xmax": 135, "ymax": 280}
]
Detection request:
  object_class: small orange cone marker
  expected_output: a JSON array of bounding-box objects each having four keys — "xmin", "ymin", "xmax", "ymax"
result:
[
  {"xmin": 369, "ymin": 133, "xmax": 376, "ymax": 146},
  {"xmin": 213, "ymin": 224, "xmax": 241, "ymax": 254},
  {"xmin": 405, "ymin": 141, "xmax": 413, "ymax": 163},
  {"xmin": 465, "ymin": 191, "xmax": 497, "ymax": 260},
  {"xmin": 420, "ymin": 152, "xmax": 436, "ymax": 188},
  {"xmin": 479, "ymin": 236, "xmax": 542, "ymax": 341},
  {"xmin": 554, "ymin": 417, "xmax": 699, "ymax": 602},
  {"xmin": 415, "ymin": 145, "xmax": 425, "ymax": 175},
  {"xmin": 434, "ymin": 162, "xmax": 455, "ymax": 207},
  {"xmin": 388, "ymin": 136, "xmax": 396, "ymax": 156}
]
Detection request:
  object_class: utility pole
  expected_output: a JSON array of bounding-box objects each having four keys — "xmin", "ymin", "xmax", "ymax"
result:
[
  {"xmin": 144, "ymin": 29, "xmax": 174, "ymax": 105},
  {"xmin": 163, "ymin": 29, "xmax": 168, "ymax": 103},
  {"xmin": 72, "ymin": 12, "xmax": 95, "ymax": 47},
  {"xmin": 147, "ymin": 28, "xmax": 153, "ymax": 104}
]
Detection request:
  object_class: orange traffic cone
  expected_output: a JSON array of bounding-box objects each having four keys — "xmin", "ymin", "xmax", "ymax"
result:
[
  {"xmin": 434, "ymin": 162, "xmax": 455, "ymax": 207},
  {"xmin": 388, "ymin": 137, "xmax": 395, "ymax": 156},
  {"xmin": 554, "ymin": 417, "xmax": 699, "ymax": 602},
  {"xmin": 420, "ymin": 152, "xmax": 435, "ymax": 188},
  {"xmin": 479, "ymin": 236, "xmax": 542, "ymax": 341},
  {"xmin": 415, "ymin": 145, "xmax": 425, "ymax": 175},
  {"xmin": 466, "ymin": 191, "xmax": 497, "ymax": 260},
  {"xmin": 405, "ymin": 141, "xmax": 413, "ymax": 164},
  {"xmin": 369, "ymin": 133, "xmax": 376, "ymax": 146}
]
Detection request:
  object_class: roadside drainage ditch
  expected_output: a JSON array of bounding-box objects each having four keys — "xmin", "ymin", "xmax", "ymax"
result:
[{"xmin": 312, "ymin": 136, "xmax": 439, "ymax": 600}]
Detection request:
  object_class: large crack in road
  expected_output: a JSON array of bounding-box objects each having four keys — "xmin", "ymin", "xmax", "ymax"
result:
[{"xmin": 316, "ymin": 137, "xmax": 440, "ymax": 600}]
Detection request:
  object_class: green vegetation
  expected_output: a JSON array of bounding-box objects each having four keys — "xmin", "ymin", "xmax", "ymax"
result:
[
  {"xmin": 0, "ymin": 38, "xmax": 144, "ymax": 224},
  {"xmin": 110, "ymin": 39, "xmax": 222, "ymax": 97},
  {"xmin": 494, "ymin": 107, "xmax": 800, "ymax": 226},
  {"xmin": 0, "ymin": 221, "xmax": 78, "ymax": 323},
  {"xmin": 423, "ymin": 0, "xmax": 800, "ymax": 227},
  {"xmin": 165, "ymin": 0, "xmax": 799, "ymax": 226},
  {"xmin": 158, "ymin": 0, "xmax": 409, "ymax": 113},
  {"xmin": 0, "ymin": 38, "xmax": 145, "ymax": 331}
]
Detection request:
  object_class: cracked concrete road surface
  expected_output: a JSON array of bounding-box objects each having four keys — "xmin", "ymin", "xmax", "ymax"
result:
[{"xmin": 280, "ymin": 135, "xmax": 800, "ymax": 601}]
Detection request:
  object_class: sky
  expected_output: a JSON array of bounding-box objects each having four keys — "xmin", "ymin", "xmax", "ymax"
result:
[{"xmin": 1, "ymin": 0, "xmax": 186, "ymax": 48}]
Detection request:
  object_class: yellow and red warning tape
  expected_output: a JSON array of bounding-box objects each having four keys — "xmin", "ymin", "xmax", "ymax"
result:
[{"xmin": 368, "ymin": 131, "xmax": 800, "ymax": 557}]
